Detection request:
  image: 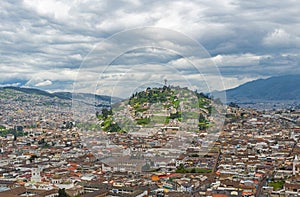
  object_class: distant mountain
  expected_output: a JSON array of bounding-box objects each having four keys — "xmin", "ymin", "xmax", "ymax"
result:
[
  {"xmin": 2, "ymin": 86, "xmax": 56, "ymax": 98},
  {"xmin": 0, "ymin": 86, "xmax": 120, "ymax": 106},
  {"xmin": 225, "ymin": 75, "xmax": 300, "ymax": 103}
]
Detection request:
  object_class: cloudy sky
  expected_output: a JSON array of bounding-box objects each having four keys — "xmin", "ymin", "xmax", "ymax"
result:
[{"xmin": 0, "ymin": 0, "xmax": 299, "ymax": 97}]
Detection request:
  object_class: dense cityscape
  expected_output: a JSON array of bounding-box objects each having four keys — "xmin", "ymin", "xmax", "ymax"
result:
[
  {"xmin": 0, "ymin": 87, "xmax": 300, "ymax": 197},
  {"xmin": 1, "ymin": 0, "xmax": 299, "ymax": 196}
]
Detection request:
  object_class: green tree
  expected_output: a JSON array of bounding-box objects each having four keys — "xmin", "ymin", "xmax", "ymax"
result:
[
  {"xmin": 198, "ymin": 113, "xmax": 208, "ymax": 130},
  {"xmin": 58, "ymin": 188, "xmax": 70, "ymax": 197},
  {"xmin": 101, "ymin": 108, "xmax": 112, "ymax": 119},
  {"xmin": 175, "ymin": 164, "xmax": 186, "ymax": 173}
]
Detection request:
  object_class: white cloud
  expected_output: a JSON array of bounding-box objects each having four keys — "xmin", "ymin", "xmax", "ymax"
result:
[
  {"xmin": 35, "ymin": 80, "xmax": 53, "ymax": 87},
  {"xmin": 23, "ymin": 0, "xmax": 72, "ymax": 20},
  {"xmin": 212, "ymin": 53, "xmax": 263, "ymax": 67},
  {"xmin": 263, "ymin": 28, "xmax": 300, "ymax": 47},
  {"xmin": 0, "ymin": 82, "xmax": 21, "ymax": 87}
]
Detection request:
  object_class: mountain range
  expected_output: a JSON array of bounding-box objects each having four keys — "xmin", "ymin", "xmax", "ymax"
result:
[
  {"xmin": 0, "ymin": 86, "xmax": 120, "ymax": 107},
  {"xmin": 225, "ymin": 75, "xmax": 300, "ymax": 103},
  {"xmin": 1, "ymin": 74, "xmax": 299, "ymax": 105}
]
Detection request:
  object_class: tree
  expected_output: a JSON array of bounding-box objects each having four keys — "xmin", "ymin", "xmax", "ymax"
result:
[
  {"xmin": 38, "ymin": 138, "xmax": 45, "ymax": 145},
  {"xmin": 101, "ymin": 108, "xmax": 112, "ymax": 119},
  {"xmin": 58, "ymin": 188, "xmax": 70, "ymax": 197},
  {"xmin": 198, "ymin": 113, "xmax": 206, "ymax": 123},
  {"xmin": 175, "ymin": 164, "xmax": 186, "ymax": 173}
]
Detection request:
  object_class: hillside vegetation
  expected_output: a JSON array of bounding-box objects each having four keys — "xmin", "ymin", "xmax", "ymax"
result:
[{"xmin": 97, "ymin": 86, "xmax": 213, "ymax": 133}]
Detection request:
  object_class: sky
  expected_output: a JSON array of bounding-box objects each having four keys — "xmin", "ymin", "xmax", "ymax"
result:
[{"xmin": 0, "ymin": 0, "xmax": 299, "ymax": 97}]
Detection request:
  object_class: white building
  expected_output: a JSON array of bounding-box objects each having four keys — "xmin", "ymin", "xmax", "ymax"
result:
[{"xmin": 31, "ymin": 167, "xmax": 42, "ymax": 182}]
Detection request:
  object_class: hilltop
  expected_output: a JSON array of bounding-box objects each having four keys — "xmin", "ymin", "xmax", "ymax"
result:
[{"xmin": 97, "ymin": 86, "xmax": 216, "ymax": 133}]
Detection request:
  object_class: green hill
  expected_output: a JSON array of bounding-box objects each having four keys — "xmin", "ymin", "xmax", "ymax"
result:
[{"xmin": 97, "ymin": 86, "xmax": 214, "ymax": 133}]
